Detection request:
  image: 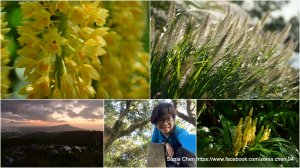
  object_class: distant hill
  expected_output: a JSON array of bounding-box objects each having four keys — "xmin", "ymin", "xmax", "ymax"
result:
[
  {"xmin": 1, "ymin": 124, "xmax": 83, "ymax": 133},
  {"xmin": 46, "ymin": 124, "xmax": 84, "ymax": 132}
]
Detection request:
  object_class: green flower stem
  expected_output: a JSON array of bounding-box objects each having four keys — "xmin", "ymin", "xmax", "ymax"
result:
[
  {"xmin": 55, "ymin": 12, "xmax": 68, "ymax": 89},
  {"xmin": 58, "ymin": 12, "xmax": 68, "ymax": 37}
]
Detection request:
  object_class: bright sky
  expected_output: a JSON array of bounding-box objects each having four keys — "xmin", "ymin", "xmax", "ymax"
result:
[
  {"xmin": 242, "ymin": 0, "xmax": 300, "ymax": 20},
  {"xmin": 1, "ymin": 100, "xmax": 104, "ymax": 131},
  {"xmin": 271, "ymin": 0, "xmax": 300, "ymax": 21}
]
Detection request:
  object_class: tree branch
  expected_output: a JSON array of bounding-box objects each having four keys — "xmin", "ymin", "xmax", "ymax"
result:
[
  {"xmin": 119, "ymin": 118, "xmax": 151, "ymax": 138},
  {"xmin": 172, "ymin": 100, "xmax": 177, "ymax": 109},
  {"xmin": 105, "ymin": 117, "xmax": 151, "ymax": 154},
  {"xmin": 119, "ymin": 100, "xmax": 131, "ymax": 119},
  {"xmin": 172, "ymin": 100, "xmax": 196, "ymax": 126},
  {"xmin": 177, "ymin": 110, "xmax": 196, "ymax": 126},
  {"xmin": 110, "ymin": 100, "xmax": 132, "ymax": 137},
  {"xmin": 105, "ymin": 124, "xmax": 112, "ymax": 133},
  {"xmin": 186, "ymin": 100, "xmax": 195, "ymax": 117}
]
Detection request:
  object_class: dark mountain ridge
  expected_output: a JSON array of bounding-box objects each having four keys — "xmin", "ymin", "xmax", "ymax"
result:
[{"xmin": 1, "ymin": 124, "xmax": 83, "ymax": 133}]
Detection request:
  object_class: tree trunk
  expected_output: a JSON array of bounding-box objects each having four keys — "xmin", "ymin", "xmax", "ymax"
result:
[{"xmin": 104, "ymin": 118, "xmax": 150, "ymax": 154}]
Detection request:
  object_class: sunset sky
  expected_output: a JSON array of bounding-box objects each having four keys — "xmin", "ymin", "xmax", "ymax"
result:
[{"xmin": 1, "ymin": 100, "xmax": 103, "ymax": 131}]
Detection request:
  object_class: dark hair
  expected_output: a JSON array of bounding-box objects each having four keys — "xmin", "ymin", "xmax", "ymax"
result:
[{"xmin": 151, "ymin": 103, "xmax": 177, "ymax": 124}]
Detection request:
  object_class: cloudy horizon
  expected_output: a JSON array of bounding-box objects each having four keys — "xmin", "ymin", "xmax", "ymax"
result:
[{"xmin": 1, "ymin": 100, "xmax": 104, "ymax": 131}]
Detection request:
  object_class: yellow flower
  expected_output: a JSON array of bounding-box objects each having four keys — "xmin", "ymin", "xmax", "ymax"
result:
[
  {"xmin": 19, "ymin": 2, "xmax": 42, "ymax": 18},
  {"xmin": 79, "ymin": 64, "xmax": 100, "ymax": 83},
  {"xmin": 17, "ymin": 26, "xmax": 36, "ymax": 37},
  {"xmin": 242, "ymin": 114, "xmax": 252, "ymax": 149},
  {"xmin": 248, "ymin": 107, "xmax": 253, "ymax": 116},
  {"xmin": 69, "ymin": 6, "xmax": 87, "ymax": 25},
  {"xmin": 17, "ymin": 1, "xmax": 109, "ymax": 98},
  {"xmin": 249, "ymin": 118, "xmax": 258, "ymax": 144},
  {"xmin": 16, "ymin": 1, "xmax": 148, "ymax": 99},
  {"xmin": 19, "ymin": 84, "xmax": 34, "ymax": 95},
  {"xmin": 61, "ymin": 72, "xmax": 77, "ymax": 98},
  {"xmin": 97, "ymin": 1, "xmax": 149, "ymax": 98},
  {"xmin": 1, "ymin": 5, "xmax": 11, "ymax": 98},
  {"xmin": 82, "ymin": 2, "xmax": 108, "ymax": 26},
  {"xmin": 233, "ymin": 118, "xmax": 243, "ymax": 156},
  {"xmin": 43, "ymin": 28, "xmax": 66, "ymax": 56},
  {"xmin": 36, "ymin": 57, "xmax": 51, "ymax": 74},
  {"xmin": 232, "ymin": 108, "xmax": 271, "ymax": 156},
  {"xmin": 17, "ymin": 33, "xmax": 40, "ymax": 48},
  {"xmin": 33, "ymin": 9, "xmax": 51, "ymax": 30},
  {"xmin": 19, "ymin": 76, "xmax": 50, "ymax": 98},
  {"xmin": 80, "ymin": 27, "xmax": 109, "ymax": 62},
  {"xmin": 36, "ymin": 76, "xmax": 50, "ymax": 97},
  {"xmin": 260, "ymin": 125, "xmax": 271, "ymax": 142},
  {"xmin": 57, "ymin": 1, "xmax": 71, "ymax": 14}
]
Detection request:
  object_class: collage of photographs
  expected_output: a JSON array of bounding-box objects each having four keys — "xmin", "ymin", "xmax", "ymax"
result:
[{"xmin": 0, "ymin": 0, "xmax": 299, "ymax": 167}]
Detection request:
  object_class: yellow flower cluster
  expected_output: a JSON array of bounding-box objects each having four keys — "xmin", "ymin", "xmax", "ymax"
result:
[
  {"xmin": 16, "ymin": 1, "xmax": 109, "ymax": 98},
  {"xmin": 241, "ymin": 108, "xmax": 254, "ymax": 149},
  {"xmin": 1, "ymin": 6, "xmax": 11, "ymax": 98},
  {"xmin": 232, "ymin": 108, "xmax": 271, "ymax": 156},
  {"xmin": 233, "ymin": 118, "xmax": 243, "ymax": 157},
  {"xmin": 260, "ymin": 125, "xmax": 271, "ymax": 142},
  {"xmin": 15, "ymin": 1, "xmax": 149, "ymax": 99},
  {"xmin": 96, "ymin": 1, "xmax": 149, "ymax": 99}
]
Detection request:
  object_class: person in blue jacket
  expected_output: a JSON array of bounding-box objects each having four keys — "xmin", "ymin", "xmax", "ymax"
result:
[{"xmin": 151, "ymin": 103, "xmax": 196, "ymax": 167}]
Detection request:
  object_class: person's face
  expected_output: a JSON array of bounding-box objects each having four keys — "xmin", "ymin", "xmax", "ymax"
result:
[{"xmin": 156, "ymin": 114, "xmax": 174, "ymax": 136}]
